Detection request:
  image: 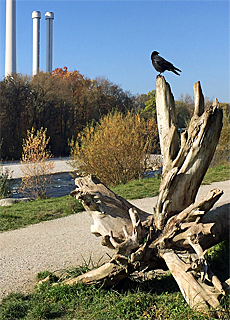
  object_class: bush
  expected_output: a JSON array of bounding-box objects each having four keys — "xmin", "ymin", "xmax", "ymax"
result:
[
  {"xmin": 19, "ymin": 127, "xmax": 54, "ymax": 199},
  {"xmin": 0, "ymin": 165, "xmax": 13, "ymax": 199},
  {"xmin": 69, "ymin": 111, "xmax": 159, "ymax": 186}
]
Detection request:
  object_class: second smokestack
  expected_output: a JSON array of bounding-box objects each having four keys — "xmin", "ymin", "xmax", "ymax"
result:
[
  {"xmin": 32, "ymin": 11, "xmax": 41, "ymax": 76},
  {"xmin": 45, "ymin": 12, "xmax": 54, "ymax": 73}
]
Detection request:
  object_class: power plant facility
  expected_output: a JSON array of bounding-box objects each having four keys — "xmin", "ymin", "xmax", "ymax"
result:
[
  {"xmin": 32, "ymin": 11, "xmax": 41, "ymax": 76},
  {"xmin": 4, "ymin": 0, "xmax": 54, "ymax": 77},
  {"xmin": 5, "ymin": 0, "xmax": 17, "ymax": 77},
  {"xmin": 45, "ymin": 12, "xmax": 54, "ymax": 73}
]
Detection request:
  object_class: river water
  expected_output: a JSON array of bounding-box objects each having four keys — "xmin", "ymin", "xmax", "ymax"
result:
[
  {"xmin": 3, "ymin": 155, "xmax": 162, "ymax": 199},
  {"xmin": 11, "ymin": 172, "xmax": 76, "ymax": 199},
  {"xmin": 11, "ymin": 169, "xmax": 162, "ymax": 199}
]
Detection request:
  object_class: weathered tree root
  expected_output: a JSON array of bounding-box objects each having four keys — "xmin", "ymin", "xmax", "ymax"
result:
[{"xmin": 64, "ymin": 76, "xmax": 229, "ymax": 311}]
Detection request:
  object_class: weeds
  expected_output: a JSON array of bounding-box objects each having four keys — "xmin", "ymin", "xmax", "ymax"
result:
[{"xmin": 0, "ymin": 165, "xmax": 13, "ymax": 199}]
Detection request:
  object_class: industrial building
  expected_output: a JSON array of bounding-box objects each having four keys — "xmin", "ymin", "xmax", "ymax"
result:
[{"xmin": 5, "ymin": 0, "xmax": 54, "ymax": 77}]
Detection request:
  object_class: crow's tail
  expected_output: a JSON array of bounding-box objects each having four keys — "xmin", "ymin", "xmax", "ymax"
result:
[
  {"xmin": 175, "ymin": 67, "xmax": 182, "ymax": 72},
  {"xmin": 172, "ymin": 67, "xmax": 181, "ymax": 76}
]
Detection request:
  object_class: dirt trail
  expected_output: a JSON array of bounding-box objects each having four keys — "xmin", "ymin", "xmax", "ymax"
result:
[{"xmin": 0, "ymin": 180, "xmax": 229, "ymax": 300}]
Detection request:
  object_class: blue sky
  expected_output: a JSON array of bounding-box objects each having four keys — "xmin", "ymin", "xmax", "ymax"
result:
[{"xmin": 0, "ymin": 0, "xmax": 229, "ymax": 102}]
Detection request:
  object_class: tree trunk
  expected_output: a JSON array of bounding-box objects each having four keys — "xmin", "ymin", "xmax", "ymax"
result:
[
  {"xmin": 65, "ymin": 76, "xmax": 229, "ymax": 311},
  {"xmin": 154, "ymin": 77, "xmax": 223, "ymax": 230}
]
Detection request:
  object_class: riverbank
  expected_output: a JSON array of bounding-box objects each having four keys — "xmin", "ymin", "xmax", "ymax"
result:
[
  {"xmin": 2, "ymin": 155, "xmax": 163, "ymax": 198},
  {"xmin": 2, "ymin": 155, "xmax": 163, "ymax": 180},
  {"xmin": 2, "ymin": 157, "xmax": 74, "ymax": 179}
]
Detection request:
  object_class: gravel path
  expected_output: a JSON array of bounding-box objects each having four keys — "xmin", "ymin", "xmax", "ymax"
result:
[{"xmin": 0, "ymin": 180, "xmax": 229, "ymax": 301}]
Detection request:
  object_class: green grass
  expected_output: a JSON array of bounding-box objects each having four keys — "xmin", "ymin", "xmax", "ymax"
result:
[
  {"xmin": 113, "ymin": 164, "xmax": 230, "ymax": 200},
  {"xmin": 1, "ymin": 241, "xmax": 229, "ymax": 319},
  {"xmin": 112, "ymin": 174, "xmax": 161, "ymax": 200},
  {"xmin": 1, "ymin": 164, "xmax": 229, "ymax": 232},
  {"xmin": 0, "ymin": 196, "xmax": 84, "ymax": 232},
  {"xmin": 201, "ymin": 164, "xmax": 230, "ymax": 185}
]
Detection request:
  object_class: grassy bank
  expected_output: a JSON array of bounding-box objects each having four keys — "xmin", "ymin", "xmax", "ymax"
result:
[
  {"xmin": 0, "ymin": 196, "xmax": 84, "ymax": 232},
  {"xmin": 1, "ymin": 164, "xmax": 229, "ymax": 232},
  {"xmin": 0, "ymin": 241, "xmax": 229, "ymax": 319}
]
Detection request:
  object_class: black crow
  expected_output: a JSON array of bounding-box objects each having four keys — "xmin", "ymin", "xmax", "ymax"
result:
[{"xmin": 151, "ymin": 51, "xmax": 181, "ymax": 76}]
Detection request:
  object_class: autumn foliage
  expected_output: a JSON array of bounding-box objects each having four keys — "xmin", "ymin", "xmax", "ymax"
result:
[
  {"xmin": 69, "ymin": 112, "xmax": 159, "ymax": 186},
  {"xmin": 0, "ymin": 69, "xmax": 135, "ymax": 159},
  {"xmin": 19, "ymin": 127, "xmax": 54, "ymax": 199}
]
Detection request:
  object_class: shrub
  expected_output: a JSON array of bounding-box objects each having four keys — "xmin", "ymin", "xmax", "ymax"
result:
[
  {"xmin": 69, "ymin": 112, "xmax": 159, "ymax": 186},
  {"xmin": 0, "ymin": 165, "xmax": 13, "ymax": 199},
  {"xmin": 19, "ymin": 127, "xmax": 54, "ymax": 199}
]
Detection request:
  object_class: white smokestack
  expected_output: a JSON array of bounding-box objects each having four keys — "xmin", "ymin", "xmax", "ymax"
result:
[
  {"xmin": 45, "ymin": 12, "xmax": 54, "ymax": 73},
  {"xmin": 5, "ymin": 0, "xmax": 16, "ymax": 77},
  {"xmin": 32, "ymin": 11, "xmax": 41, "ymax": 76}
]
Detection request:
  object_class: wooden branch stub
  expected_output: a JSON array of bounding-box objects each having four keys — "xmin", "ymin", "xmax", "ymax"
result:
[
  {"xmin": 200, "ymin": 203, "xmax": 230, "ymax": 250},
  {"xmin": 62, "ymin": 261, "xmax": 135, "ymax": 287},
  {"xmin": 150, "ymin": 188, "xmax": 223, "ymax": 252},
  {"xmin": 70, "ymin": 175, "xmax": 152, "ymax": 251},
  {"xmin": 156, "ymin": 75, "xmax": 180, "ymax": 171},
  {"xmin": 163, "ymin": 251, "xmax": 224, "ymax": 310},
  {"xmin": 194, "ymin": 81, "xmax": 204, "ymax": 116},
  {"xmin": 175, "ymin": 188, "xmax": 223, "ymax": 223},
  {"xmin": 172, "ymin": 221, "xmax": 214, "ymax": 247},
  {"xmin": 154, "ymin": 77, "xmax": 223, "ymax": 230}
]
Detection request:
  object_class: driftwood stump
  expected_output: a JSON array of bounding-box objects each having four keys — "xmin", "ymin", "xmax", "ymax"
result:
[{"xmin": 67, "ymin": 76, "xmax": 229, "ymax": 310}]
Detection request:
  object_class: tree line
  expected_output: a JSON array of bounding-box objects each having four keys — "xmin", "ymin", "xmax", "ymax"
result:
[
  {"xmin": 1, "ymin": 67, "xmax": 229, "ymax": 161},
  {"xmin": 0, "ymin": 68, "xmax": 142, "ymax": 160}
]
